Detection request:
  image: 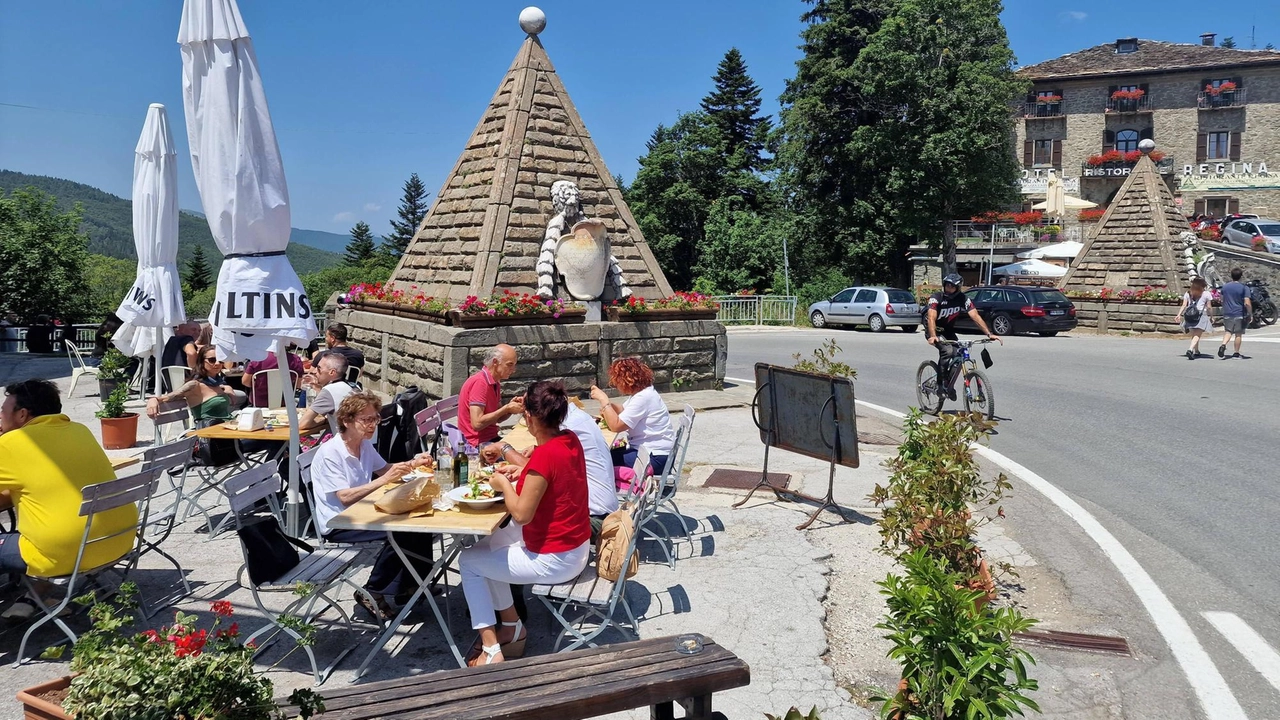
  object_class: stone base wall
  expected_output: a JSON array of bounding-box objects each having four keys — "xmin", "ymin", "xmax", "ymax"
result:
[
  {"xmin": 335, "ymin": 308, "xmax": 726, "ymax": 402},
  {"xmin": 1072, "ymin": 300, "xmax": 1185, "ymax": 334}
]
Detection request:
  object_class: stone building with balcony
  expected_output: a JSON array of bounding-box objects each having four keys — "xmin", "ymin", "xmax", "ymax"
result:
[{"xmin": 1015, "ymin": 34, "xmax": 1280, "ymax": 220}]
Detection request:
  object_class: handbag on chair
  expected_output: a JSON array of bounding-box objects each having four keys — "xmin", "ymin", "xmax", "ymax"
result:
[{"xmin": 236, "ymin": 517, "xmax": 313, "ymax": 585}]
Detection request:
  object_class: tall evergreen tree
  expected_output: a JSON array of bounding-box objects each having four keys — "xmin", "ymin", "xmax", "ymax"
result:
[
  {"xmin": 701, "ymin": 48, "xmax": 773, "ymax": 175},
  {"xmin": 625, "ymin": 113, "xmax": 728, "ymax": 290},
  {"xmin": 778, "ymin": 0, "xmax": 894, "ymax": 284},
  {"xmin": 380, "ymin": 173, "xmax": 430, "ymax": 260},
  {"xmin": 1220, "ymin": 36, "xmax": 1236, "ymax": 48},
  {"xmin": 184, "ymin": 244, "xmax": 212, "ymax": 292},
  {"xmin": 344, "ymin": 221, "xmax": 377, "ymax": 265}
]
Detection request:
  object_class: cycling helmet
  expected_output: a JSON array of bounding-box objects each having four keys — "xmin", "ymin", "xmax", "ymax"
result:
[{"xmin": 942, "ymin": 273, "xmax": 963, "ymax": 288}]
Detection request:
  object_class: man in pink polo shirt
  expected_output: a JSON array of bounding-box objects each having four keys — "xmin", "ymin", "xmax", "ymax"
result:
[{"xmin": 457, "ymin": 344, "xmax": 524, "ymax": 449}]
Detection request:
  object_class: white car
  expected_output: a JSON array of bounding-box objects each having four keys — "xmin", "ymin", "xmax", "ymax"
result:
[
  {"xmin": 1222, "ymin": 218, "xmax": 1280, "ymax": 253},
  {"xmin": 808, "ymin": 287, "xmax": 920, "ymax": 332}
]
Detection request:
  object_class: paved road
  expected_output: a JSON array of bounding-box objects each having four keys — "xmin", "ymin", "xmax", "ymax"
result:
[{"xmin": 727, "ymin": 325, "xmax": 1280, "ymax": 718}]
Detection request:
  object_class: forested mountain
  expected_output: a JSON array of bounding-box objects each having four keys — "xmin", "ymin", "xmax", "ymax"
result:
[{"xmin": 0, "ymin": 170, "xmax": 343, "ymax": 275}]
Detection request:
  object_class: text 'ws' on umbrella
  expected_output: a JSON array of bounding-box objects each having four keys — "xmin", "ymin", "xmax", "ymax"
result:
[
  {"xmin": 178, "ymin": 0, "xmax": 316, "ymax": 362},
  {"xmin": 113, "ymin": 103, "xmax": 186, "ymax": 389},
  {"xmin": 179, "ymin": 0, "xmax": 314, "ymax": 535}
]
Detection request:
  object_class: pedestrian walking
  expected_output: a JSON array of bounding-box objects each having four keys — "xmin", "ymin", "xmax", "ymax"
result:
[
  {"xmin": 1175, "ymin": 277, "xmax": 1213, "ymax": 359},
  {"xmin": 1217, "ymin": 267, "xmax": 1253, "ymax": 359}
]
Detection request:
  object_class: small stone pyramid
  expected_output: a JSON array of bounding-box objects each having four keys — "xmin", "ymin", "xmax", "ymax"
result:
[
  {"xmin": 1062, "ymin": 146, "xmax": 1190, "ymax": 293},
  {"xmin": 387, "ymin": 18, "xmax": 673, "ymax": 303}
]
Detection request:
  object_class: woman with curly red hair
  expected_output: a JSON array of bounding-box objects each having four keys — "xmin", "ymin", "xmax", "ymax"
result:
[{"xmin": 590, "ymin": 357, "xmax": 676, "ymax": 475}]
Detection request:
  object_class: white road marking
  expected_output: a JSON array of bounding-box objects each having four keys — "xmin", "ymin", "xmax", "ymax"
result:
[
  {"xmin": 724, "ymin": 375, "xmax": 1248, "ymax": 719},
  {"xmin": 1204, "ymin": 612, "xmax": 1280, "ymax": 694}
]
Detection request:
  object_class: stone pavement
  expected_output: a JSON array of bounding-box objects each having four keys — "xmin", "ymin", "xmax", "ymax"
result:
[{"xmin": 0, "ymin": 353, "xmax": 1128, "ymax": 719}]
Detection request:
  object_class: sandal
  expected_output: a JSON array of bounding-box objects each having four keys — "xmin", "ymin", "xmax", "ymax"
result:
[
  {"xmin": 499, "ymin": 619, "xmax": 527, "ymax": 659},
  {"xmin": 354, "ymin": 591, "xmax": 392, "ymax": 622},
  {"xmin": 468, "ymin": 643, "xmax": 503, "ymax": 666}
]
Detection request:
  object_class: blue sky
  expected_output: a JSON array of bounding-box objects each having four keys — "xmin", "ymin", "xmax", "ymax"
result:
[{"xmin": 1, "ymin": 0, "xmax": 1277, "ymax": 236}]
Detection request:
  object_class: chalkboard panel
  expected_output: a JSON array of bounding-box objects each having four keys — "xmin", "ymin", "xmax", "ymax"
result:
[{"xmin": 753, "ymin": 362, "xmax": 859, "ymax": 469}]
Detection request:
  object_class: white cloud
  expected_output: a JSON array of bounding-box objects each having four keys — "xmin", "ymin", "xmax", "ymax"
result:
[
  {"xmin": 332, "ymin": 211, "xmax": 355, "ymax": 223},
  {"xmin": 1059, "ymin": 10, "xmax": 1087, "ymax": 21},
  {"xmin": 363, "ymin": 202, "xmax": 381, "ymax": 212}
]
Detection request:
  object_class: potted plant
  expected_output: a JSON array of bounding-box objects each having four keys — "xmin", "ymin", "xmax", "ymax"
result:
[
  {"xmin": 95, "ymin": 348, "xmax": 131, "ymax": 401},
  {"xmin": 346, "ymin": 282, "xmax": 451, "ymax": 325},
  {"xmin": 18, "ymin": 585, "xmax": 324, "ymax": 720},
  {"xmin": 96, "ymin": 386, "xmax": 137, "ymax": 450},
  {"xmin": 605, "ymin": 291, "xmax": 721, "ymax": 322},
  {"xmin": 449, "ymin": 290, "xmax": 586, "ymax": 328}
]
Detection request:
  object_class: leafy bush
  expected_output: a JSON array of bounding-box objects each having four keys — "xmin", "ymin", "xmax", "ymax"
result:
[
  {"xmin": 97, "ymin": 348, "xmax": 132, "ymax": 382},
  {"xmin": 875, "ymin": 548, "xmax": 1039, "ymax": 720},
  {"xmin": 94, "ymin": 386, "xmax": 130, "ymax": 420},
  {"xmin": 59, "ymin": 585, "xmax": 323, "ymax": 720},
  {"xmin": 767, "ymin": 708, "xmax": 822, "ymax": 720},
  {"xmin": 797, "ymin": 268, "xmax": 853, "ymax": 310},
  {"xmin": 793, "ymin": 338, "xmax": 856, "ymax": 379}
]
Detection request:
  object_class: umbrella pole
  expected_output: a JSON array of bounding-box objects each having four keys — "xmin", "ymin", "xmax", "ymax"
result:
[
  {"xmin": 276, "ymin": 341, "xmax": 303, "ymax": 536},
  {"xmin": 153, "ymin": 336, "xmax": 164, "ymax": 447}
]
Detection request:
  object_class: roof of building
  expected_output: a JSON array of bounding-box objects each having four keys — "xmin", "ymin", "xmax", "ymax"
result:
[
  {"xmin": 1020, "ymin": 40, "xmax": 1280, "ymax": 81},
  {"xmin": 1062, "ymin": 151, "xmax": 1190, "ymax": 292},
  {"xmin": 387, "ymin": 32, "xmax": 672, "ymax": 302}
]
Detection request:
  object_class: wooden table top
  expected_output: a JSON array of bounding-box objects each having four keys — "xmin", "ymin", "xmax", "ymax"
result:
[
  {"xmin": 109, "ymin": 456, "xmax": 141, "ymax": 471},
  {"xmin": 189, "ymin": 419, "xmax": 322, "ymax": 442},
  {"xmin": 300, "ymin": 634, "xmax": 749, "ymax": 719},
  {"xmin": 501, "ymin": 418, "xmax": 617, "ymax": 454},
  {"xmin": 326, "ymin": 482, "xmax": 508, "ymax": 536}
]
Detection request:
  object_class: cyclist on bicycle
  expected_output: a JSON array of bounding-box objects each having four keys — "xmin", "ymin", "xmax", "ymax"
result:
[{"xmin": 926, "ymin": 274, "xmax": 1002, "ymax": 399}]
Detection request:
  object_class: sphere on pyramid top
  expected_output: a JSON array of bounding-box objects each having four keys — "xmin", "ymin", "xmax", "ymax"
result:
[
  {"xmin": 519, "ymin": 7, "xmax": 546, "ymax": 35},
  {"xmin": 1139, "ymin": 138, "xmax": 1156, "ymax": 154}
]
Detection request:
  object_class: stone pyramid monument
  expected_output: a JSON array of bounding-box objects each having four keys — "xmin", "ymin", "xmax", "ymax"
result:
[
  {"xmin": 387, "ymin": 11, "xmax": 673, "ymax": 303},
  {"xmin": 1062, "ymin": 142, "xmax": 1191, "ymax": 293}
]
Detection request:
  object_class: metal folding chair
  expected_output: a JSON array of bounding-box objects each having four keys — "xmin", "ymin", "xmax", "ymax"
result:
[
  {"xmin": 532, "ymin": 448, "xmax": 651, "ymax": 651},
  {"xmin": 65, "ymin": 342, "xmax": 100, "ymax": 398},
  {"xmin": 414, "ymin": 406, "xmax": 442, "ymax": 456},
  {"xmin": 226, "ymin": 463, "xmax": 380, "ymax": 685},
  {"xmin": 136, "ymin": 438, "xmax": 197, "ymax": 616},
  {"xmin": 13, "ymin": 468, "xmax": 161, "ymax": 665},
  {"xmin": 654, "ymin": 405, "xmax": 697, "ymax": 544}
]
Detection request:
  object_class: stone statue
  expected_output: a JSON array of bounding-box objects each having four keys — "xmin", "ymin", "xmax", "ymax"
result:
[
  {"xmin": 1182, "ymin": 230, "xmax": 1224, "ymax": 289},
  {"xmin": 536, "ymin": 180, "xmax": 631, "ymax": 301}
]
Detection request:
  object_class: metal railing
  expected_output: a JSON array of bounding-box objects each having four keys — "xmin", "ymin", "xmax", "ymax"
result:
[
  {"xmin": 1105, "ymin": 94, "xmax": 1152, "ymax": 113},
  {"xmin": 1197, "ymin": 88, "xmax": 1246, "ymax": 109},
  {"xmin": 950, "ymin": 221, "xmax": 1080, "ymax": 245},
  {"xmin": 1022, "ymin": 100, "xmax": 1064, "ymax": 119},
  {"xmin": 1, "ymin": 324, "xmax": 97, "ymax": 354},
  {"xmin": 711, "ymin": 295, "xmax": 798, "ymax": 325}
]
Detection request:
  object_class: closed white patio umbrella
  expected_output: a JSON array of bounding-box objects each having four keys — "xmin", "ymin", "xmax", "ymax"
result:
[
  {"xmin": 1018, "ymin": 240, "xmax": 1084, "ymax": 260},
  {"xmin": 112, "ymin": 103, "xmax": 185, "ymax": 398},
  {"xmin": 992, "ymin": 258, "xmax": 1068, "ymax": 278},
  {"xmin": 180, "ymin": 0, "xmax": 316, "ymax": 533}
]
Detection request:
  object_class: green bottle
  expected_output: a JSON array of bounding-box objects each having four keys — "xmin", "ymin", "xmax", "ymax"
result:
[{"xmin": 453, "ymin": 441, "xmax": 468, "ymax": 489}]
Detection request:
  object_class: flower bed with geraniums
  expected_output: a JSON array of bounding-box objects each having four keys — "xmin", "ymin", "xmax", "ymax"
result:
[
  {"xmin": 19, "ymin": 585, "xmax": 324, "ymax": 720},
  {"xmin": 346, "ymin": 282, "xmax": 450, "ymax": 323},
  {"xmin": 1078, "ymin": 207, "xmax": 1106, "ymax": 223},
  {"xmin": 1085, "ymin": 149, "xmax": 1165, "ymax": 166},
  {"xmin": 451, "ymin": 290, "xmax": 585, "ymax": 327},
  {"xmin": 1063, "ymin": 285, "xmax": 1182, "ymax": 304},
  {"xmin": 605, "ymin": 291, "xmax": 720, "ymax": 321}
]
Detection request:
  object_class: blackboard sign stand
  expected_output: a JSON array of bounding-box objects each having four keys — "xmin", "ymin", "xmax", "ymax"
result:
[{"xmin": 733, "ymin": 363, "xmax": 860, "ymax": 531}]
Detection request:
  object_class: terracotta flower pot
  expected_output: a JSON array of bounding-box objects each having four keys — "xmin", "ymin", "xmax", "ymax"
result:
[
  {"xmin": 17, "ymin": 675, "xmax": 73, "ymax": 720},
  {"xmin": 99, "ymin": 413, "xmax": 139, "ymax": 450}
]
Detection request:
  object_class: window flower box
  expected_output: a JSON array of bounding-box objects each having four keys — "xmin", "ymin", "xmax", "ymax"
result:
[
  {"xmin": 449, "ymin": 291, "xmax": 585, "ymax": 328},
  {"xmin": 607, "ymin": 292, "xmax": 721, "ymax": 322},
  {"xmin": 17, "ymin": 675, "xmax": 73, "ymax": 720}
]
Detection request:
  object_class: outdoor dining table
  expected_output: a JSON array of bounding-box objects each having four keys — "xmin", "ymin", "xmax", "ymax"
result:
[
  {"xmin": 327, "ymin": 481, "xmax": 509, "ymax": 680},
  {"xmin": 109, "ymin": 456, "xmax": 141, "ymax": 472},
  {"xmin": 500, "ymin": 416, "xmax": 618, "ymax": 453}
]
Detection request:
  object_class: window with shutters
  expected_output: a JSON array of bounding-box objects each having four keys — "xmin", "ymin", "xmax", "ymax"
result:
[
  {"xmin": 1033, "ymin": 140, "xmax": 1054, "ymax": 166},
  {"xmin": 1115, "ymin": 129, "xmax": 1140, "ymax": 153},
  {"xmin": 1207, "ymin": 131, "xmax": 1231, "ymax": 160},
  {"xmin": 1200, "ymin": 197, "xmax": 1239, "ymax": 217}
]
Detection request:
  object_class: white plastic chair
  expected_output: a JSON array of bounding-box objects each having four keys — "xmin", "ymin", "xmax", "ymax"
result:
[
  {"xmin": 252, "ymin": 368, "xmax": 300, "ymax": 409},
  {"xmin": 66, "ymin": 342, "xmax": 100, "ymax": 398},
  {"xmin": 161, "ymin": 365, "xmax": 191, "ymax": 394}
]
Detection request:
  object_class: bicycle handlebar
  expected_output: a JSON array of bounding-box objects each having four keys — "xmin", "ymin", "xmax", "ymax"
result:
[{"xmin": 933, "ymin": 338, "xmax": 997, "ymax": 347}]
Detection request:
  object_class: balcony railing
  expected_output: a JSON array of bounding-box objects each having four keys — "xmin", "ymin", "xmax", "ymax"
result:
[
  {"xmin": 1198, "ymin": 87, "xmax": 1246, "ymax": 109},
  {"xmin": 950, "ymin": 221, "xmax": 1082, "ymax": 245},
  {"xmin": 1105, "ymin": 94, "xmax": 1152, "ymax": 114},
  {"xmin": 1022, "ymin": 100, "xmax": 1064, "ymax": 119}
]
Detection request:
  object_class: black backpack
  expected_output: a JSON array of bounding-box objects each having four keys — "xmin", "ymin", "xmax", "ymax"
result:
[{"xmin": 376, "ymin": 386, "xmax": 430, "ymax": 462}]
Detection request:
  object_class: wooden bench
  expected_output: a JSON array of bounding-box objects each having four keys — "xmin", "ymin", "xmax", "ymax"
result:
[{"xmin": 288, "ymin": 634, "xmax": 749, "ymax": 720}]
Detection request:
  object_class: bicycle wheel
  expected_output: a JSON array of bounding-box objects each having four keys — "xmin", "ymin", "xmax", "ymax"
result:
[
  {"xmin": 963, "ymin": 369, "xmax": 995, "ymax": 420},
  {"xmin": 915, "ymin": 361, "xmax": 944, "ymax": 415}
]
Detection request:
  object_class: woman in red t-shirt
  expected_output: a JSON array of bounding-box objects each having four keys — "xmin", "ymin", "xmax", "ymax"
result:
[{"xmin": 459, "ymin": 380, "xmax": 591, "ymax": 665}]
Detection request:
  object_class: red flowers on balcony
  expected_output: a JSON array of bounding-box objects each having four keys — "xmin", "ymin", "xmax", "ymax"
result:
[
  {"xmin": 1111, "ymin": 88, "xmax": 1145, "ymax": 101},
  {"xmin": 1036, "ymin": 94, "xmax": 1062, "ymax": 103},
  {"xmin": 1086, "ymin": 150, "xmax": 1164, "ymax": 166},
  {"xmin": 1078, "ymin": 208, "xmax": 1107, "ymax": 223},
  {"xmin": 1011, "ymin": 211, "xmax": 1044, "ymax": 227},
  {"xmin": 1204, "ymin": 81, "xmax": 1237, "ymax": 95}
]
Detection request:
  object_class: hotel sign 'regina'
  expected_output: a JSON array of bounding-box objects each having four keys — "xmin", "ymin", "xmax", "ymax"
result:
[{"xmin": 1178, "ymin": 161, "xmax": 1280, "ymax": 191}]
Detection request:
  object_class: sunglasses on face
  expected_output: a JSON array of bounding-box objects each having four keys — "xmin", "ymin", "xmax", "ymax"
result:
[{"xmin": 203, "ymin": 357, "xmax": 219, "ymax": 364}]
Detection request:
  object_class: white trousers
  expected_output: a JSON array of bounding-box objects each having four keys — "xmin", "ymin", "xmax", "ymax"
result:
[{"xmin": 460, "ymin": 520, "xmax": 589, "ymax": 630}]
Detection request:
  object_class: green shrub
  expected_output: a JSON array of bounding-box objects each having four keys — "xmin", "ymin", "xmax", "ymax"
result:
[
  {"xmin": 94, "ymin": 386, "xmax": 129, "ymax": 419},
  {"xmin": 875, "ymin": 548, "xmax": 1039, "ymax": 720},
  {"xmin": 96, "ymin": 347, "xmax": 131, "ymax": 382}
]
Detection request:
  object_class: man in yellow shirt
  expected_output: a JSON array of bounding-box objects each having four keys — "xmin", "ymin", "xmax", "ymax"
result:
[{"xmin": 0, "ymin": 379, "xmax": 137, "ymax": 619}]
